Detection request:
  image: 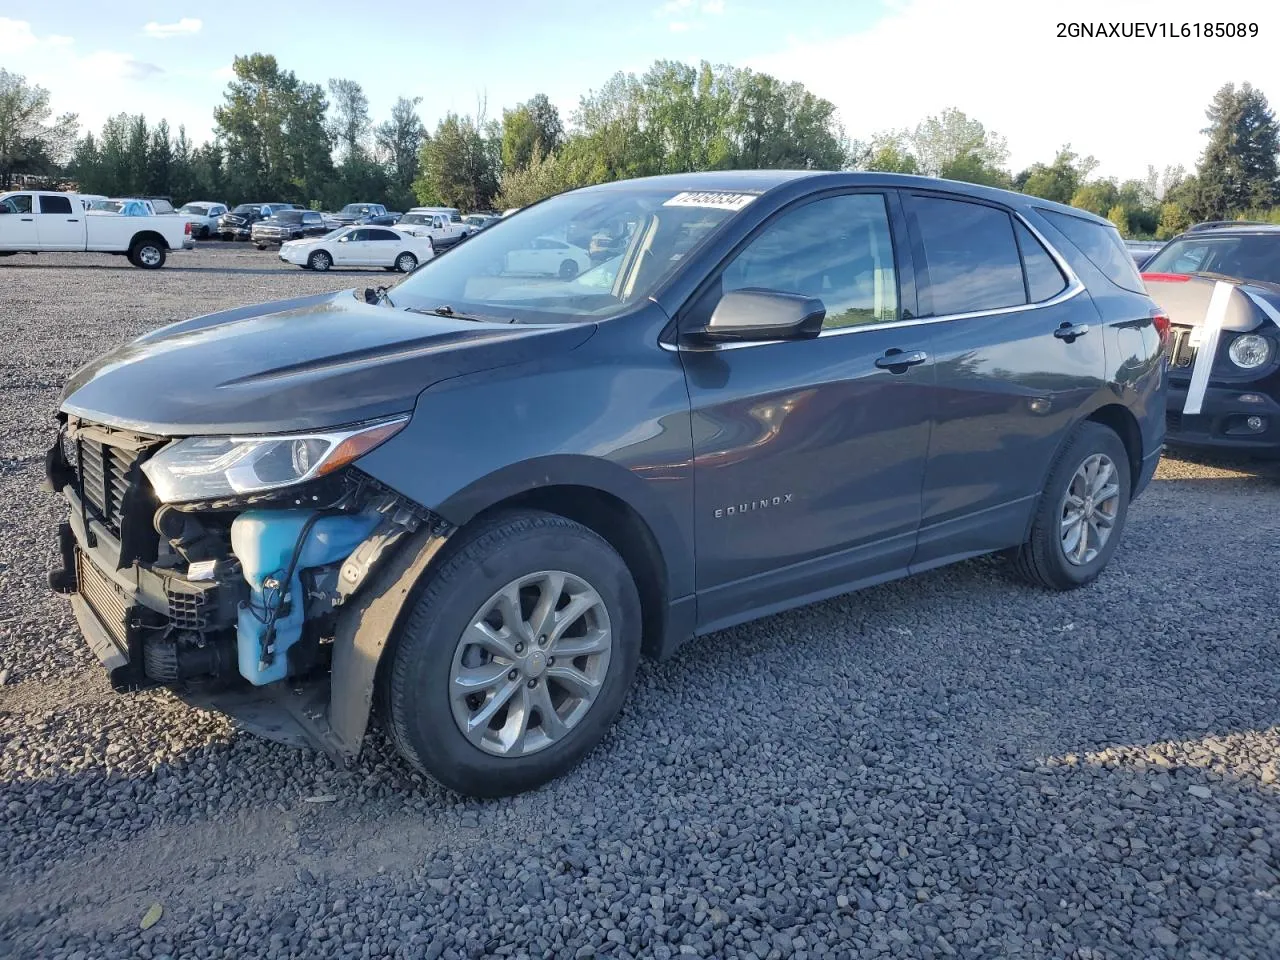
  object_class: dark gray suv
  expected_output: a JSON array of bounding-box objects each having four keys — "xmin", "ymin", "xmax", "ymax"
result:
[{"xmin": 46, "ymin": 171, "xmax": 1166, "ymax": 796}]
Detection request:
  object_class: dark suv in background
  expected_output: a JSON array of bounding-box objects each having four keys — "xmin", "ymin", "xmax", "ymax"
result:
[
  {"xmin": 217, "ymin": 203, "xmax": 289, "ymax": 240},
  {"xmin": 251, "ymin": 209, "xmax": 330, "ymax": 248},
  {"xmin": 46, "ymin": 171, "xmax": 1165, "ymax": 797}
]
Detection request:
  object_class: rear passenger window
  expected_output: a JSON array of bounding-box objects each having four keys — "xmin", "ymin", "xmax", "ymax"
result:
[
  {"xmin": 722, "ymin": 193, "xmax": 899, "ymax": 329},
  {"xmin": 1014, "ymin": 221, "xmax": 1067, "ymax": 302},
  {"xmin": 910, "ymin": 196, "xmax": 1024, "ymax": 315},
  {"xmin": 39, "ymin": 195, "xmax": 74, "ymax": 214},
  {"xmin": 1038, "ymin": 208, "xmax": 1145, "ymax": 293}
]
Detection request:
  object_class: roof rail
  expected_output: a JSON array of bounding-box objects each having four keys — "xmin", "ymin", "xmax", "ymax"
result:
[{"xmin": 1185, "ymin": 219, "xmax": 1274, "ymax": 233}]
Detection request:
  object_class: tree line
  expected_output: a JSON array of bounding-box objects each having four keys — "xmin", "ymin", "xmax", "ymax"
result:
[{"xmin": 2, "ymin": 59, "xmax": 1278, "ymax": 238}]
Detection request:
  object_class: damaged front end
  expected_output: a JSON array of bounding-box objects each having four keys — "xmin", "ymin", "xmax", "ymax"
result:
[{"xmin": 45, "ymin": 414, "xmax": 452, "ymax": 761}]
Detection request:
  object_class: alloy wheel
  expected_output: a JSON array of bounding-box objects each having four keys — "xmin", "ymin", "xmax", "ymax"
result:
[
  {"xmin": 1059, "ymin": 453, "xmax": 1121, "ymax": 566},
  {"xmin": 449, "ymin": 570, "xmax": 612, "ymax": 757}
]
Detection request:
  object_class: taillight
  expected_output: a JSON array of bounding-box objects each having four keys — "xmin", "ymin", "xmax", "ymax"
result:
[
  {"xmin": 1142, "ymin": 272, "xmax": 1190, "ymax": 283},
  {"xmin": 1152, "ymin": 311, "xmax": 1171, "ymax": 349},
  {"xmin": 184, "ymin": 221, "xmax": 192, "ymax": 235}
]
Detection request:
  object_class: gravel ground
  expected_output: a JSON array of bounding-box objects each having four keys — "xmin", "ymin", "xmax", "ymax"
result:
[{"xmin": 1, "ymin": 246, "xmax": 1278, "ymax": 960}]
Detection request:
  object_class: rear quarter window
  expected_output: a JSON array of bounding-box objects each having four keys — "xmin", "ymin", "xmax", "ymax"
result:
[{"xmin": 1037, "ymin": 208, "xmax": 1145, "ymax": 293}]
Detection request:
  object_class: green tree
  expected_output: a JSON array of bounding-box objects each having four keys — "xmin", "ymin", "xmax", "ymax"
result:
[
  {"xmin": 939, "ymin": 150, "xmax": 1010, "ymax": 187},
  {"xmin": 376, "ymin": 96, "xmax": 426, "ymax": 206},
  {"xmin": 496, "ymin": 146, "xmax": 578, "ymax": 208},
  {"xmin": 1156, "ymin": 201, "xmax": 1191, "ymax": 239},
  {"xmin": 414, "ymin": 111, "xmax": 499, "ymax": 210},
  {"xmin": 501, "ymin": 93, "xmax": 564, "ymax": 173},
  {"xmin": 909, "ymin": 108, "xmax": 1008, "ymax": 178},
  {"xmin": 1106, "ymin": 204, "xmax": 1129, "ymax": 237},
  {"xmin": 145, "ymin": 120, "xmax": 174, "ymax": 197},
  {"xmin": 1016, "ymin": 145, "xmax": 1097, "ymax": 203},
  {"xmin": 0, "ymin": 69, "xmax": 78, "ymax": 187},
  {"xmin": 327, "ymin": 77, "xmax": 370, "ymax": 163},
  {"xmin": 1071, "ymin": 179, "xmax": 1119, "ymax": 217},
  {"xmin": 864, "ymin": 141, "xmax": 919, "ymax": 173},
  {"xmin": 1190, "ymin": 82, "xmax": 1280, "ymax": 220},
  {"xmin": 213, "ymin": 54, "xmax": 333, "ymax": 203}
]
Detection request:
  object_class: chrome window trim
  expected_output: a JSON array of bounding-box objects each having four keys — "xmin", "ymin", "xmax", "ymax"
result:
[{"xmin": 661, "ymin": 209, "xmax": 1084, "ymax": 353}]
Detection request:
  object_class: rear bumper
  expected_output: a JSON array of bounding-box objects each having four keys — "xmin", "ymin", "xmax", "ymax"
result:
[{"xmin": 1165, "ymin": 380, "xmax": 1280, "ymax": 453}]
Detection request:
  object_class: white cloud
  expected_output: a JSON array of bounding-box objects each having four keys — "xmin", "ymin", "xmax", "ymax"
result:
[
  {"xmin": 747, "ymin": 0, "xmax": 1280, "ymax": 181},
  {"xmin": 211, "ymin": 64, "xmax": 237, "ymax": 81},
  {"xmin": 670, "ymin": 21, "xmax": 691, "ymax": 33},
  {"xmin": 143, "ymin": 18, "xmax": 202, "ymax": 39},
  {"xmin": 657, "ymin": 0, "xmax": 725, "ymax": 32},
  {"xmin": 0, "ymin": 18, "xmax": 212, "ymax": 142},
  {"xmin": 703, "ymin": 0, "xmax": 725, "ymax": 13}
]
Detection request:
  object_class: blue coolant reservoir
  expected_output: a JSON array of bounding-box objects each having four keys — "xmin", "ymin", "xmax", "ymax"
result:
[{"xmin": 230, "ymin": 509, "xmax": 381, "ymax": 686}]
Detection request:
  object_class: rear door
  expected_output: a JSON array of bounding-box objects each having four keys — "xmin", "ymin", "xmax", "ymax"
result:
[
  {"xmin": 902, "ymin": 191, "xmax": 1106, "ymax": 567},
  {"xmin": 0, "ymin": 193, "xmax": 38, "ymax": 250},
  {"xmin": 34, "ymin": 194, "xmax": 83, "ymax": 250},
  {"xmin": 681, "ymin": 189, "xmax": 936, "ymax": 630},
  {"xmin": 365, "ymin": 228, "xmax": 402, "ymax": 266}
]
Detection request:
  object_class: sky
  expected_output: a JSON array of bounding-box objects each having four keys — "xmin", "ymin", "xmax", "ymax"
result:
[{"xmin": 2, "ymin": 0, "xmax": 1278, "ymax": 182}]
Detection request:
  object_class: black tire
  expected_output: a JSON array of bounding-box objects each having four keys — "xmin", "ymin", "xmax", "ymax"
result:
[
  {"xmin": 558, "ymin": 258, "xmax": 579, "ymax": 279},
  {"xmin": 197, "ymin": 225, "xmax": 210, "ymax": 239},
  {"xmin": 1010, "ymin": 421, "xmax": 1131, "ymax": 591},
  {"xmin": 255, "ymin": 244, "xmax": 267, "ymax": 251},
  {"xmin": 308, "ymin": 250, "xmax": 332, "ymax": 272},
  {"xmin": 219, "ymin": 232, "xmax": 232, "ymax": 241},
  {"xmin": 395, "ymin": 252, "xmax": 417, "ymax": 273},
  {"xmin": 128, "ymin": 238, "xmax": 166, "ymax": 269},
  {"xmin": 382, "ymin": 511, "xmax": 642, "ymax": 797}
]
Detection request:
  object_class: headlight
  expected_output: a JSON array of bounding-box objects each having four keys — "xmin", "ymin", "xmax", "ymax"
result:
[
  {"xmin": 141, "ymin": 416, "xmax": 408, "ymax": 503},
  {"xmin": 1228, "ymin": 333, "xmax": 1271, "ymax": 369}
]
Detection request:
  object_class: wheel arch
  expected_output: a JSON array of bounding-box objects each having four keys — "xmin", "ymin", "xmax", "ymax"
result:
[
  {"xmin": 128, "ymin": 229, "xmax": 169, "ymax": 251},
  {"xmin": 1084, "ymin": 403, "xmax": 1142, "ymax": 498}
]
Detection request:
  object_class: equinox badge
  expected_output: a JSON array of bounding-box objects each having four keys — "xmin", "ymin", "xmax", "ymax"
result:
[{"xmin": 714, "ymin": 494, "xmax": 793, "ymax": 519}]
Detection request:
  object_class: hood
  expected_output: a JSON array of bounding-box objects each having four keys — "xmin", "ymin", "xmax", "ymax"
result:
[
  {"xmin": 60, "ymin": 290, "xmax": 595, "ymax": 436},
  {"xmin": 1143, "ymin": 273, "xmax": 1280, "ymax": 332}
]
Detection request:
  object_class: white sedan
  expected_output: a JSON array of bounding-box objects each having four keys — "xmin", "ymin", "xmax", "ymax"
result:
[
  {"xmin": 279, "ymin": 226, "xmax": 436, "ymax": 272},
  {"xmin": 502, "ymin": 236, "xmax": 591, "ymax": 279}
]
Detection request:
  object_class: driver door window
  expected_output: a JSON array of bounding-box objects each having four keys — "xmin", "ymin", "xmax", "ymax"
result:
[{"xmin": 720, "ymin": 193, "xmax": 900, "ymax": 329}]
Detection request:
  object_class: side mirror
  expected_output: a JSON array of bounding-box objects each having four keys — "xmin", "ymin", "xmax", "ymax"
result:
[{"xmin": 689, "ymin": 289, "xmax": 826, "ymax": 344}]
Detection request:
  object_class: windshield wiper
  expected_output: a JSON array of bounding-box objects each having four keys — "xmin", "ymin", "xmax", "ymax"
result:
[{"xmin": 405, "ymin": 305, "xmax": 518, "ymax": 323}]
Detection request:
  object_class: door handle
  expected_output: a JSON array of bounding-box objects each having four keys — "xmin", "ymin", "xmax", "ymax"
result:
[
  {"xmin": 1054, "ymin": 322, "xmax": 1090, "ymax": 341},
  {"xmin": 20, "ymin": 217, "xmax": 33, "ymax": 222},
  {"xmin": 875, "ymin": 349, "xmax": 929, "ymax": 371},
  {"xmin": 67, "ymin": 218, "xmax": 79, "ymax": 223}
]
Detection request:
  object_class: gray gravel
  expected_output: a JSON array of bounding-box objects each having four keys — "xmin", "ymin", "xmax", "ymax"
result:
[{"xmin": 1, "ymin": 246, "xmax": 1278, "ymax": 959}]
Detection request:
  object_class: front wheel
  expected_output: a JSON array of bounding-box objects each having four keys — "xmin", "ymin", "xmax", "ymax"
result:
[
  {"xmin": 395, "ymin": 252, "xmax": 417, "ymax": 273},
  {"xmin": 255, "ymin": 243, "xmax": 267, "ymax": 251},
  {"xmin": 382, "ymin": 511, "xmax": 642, "ymax": 797},
  {"xmin": 307, "ymin": 250, "xmax": 332, "ymax": 272},
  {"xmin": 1010, "ymin": 421, "xmax": 1131, "ymax": 590},
  {"xmin": 558, "ymin": 258, "xmax": 579, "ymax": 280}
]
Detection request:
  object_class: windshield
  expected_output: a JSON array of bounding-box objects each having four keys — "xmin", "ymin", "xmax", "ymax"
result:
[
  {"xmin": 399, "ymin": 213, "xmax": 432, "ymax": 225},
  {"xmin": 179, "ymin": 204, "xmax": 209, "ymax": 215},
  {"xmin": 341, "ymin": 204, "xmax": 375, "ymax": 214},
  {"xmin": 390, "ymin": 186, "xmax": 748, "ymax": 320},
  {"xmin": 231, "ymin": 204, "xmax": 261, "ymax": 215},
  {"xmin": 271, "ymin": 210, "xmax": 304, "ymax": 223},
  {"xmin": 1144, "ymin": 234, "xmax": 1280, "ymax": 286}
]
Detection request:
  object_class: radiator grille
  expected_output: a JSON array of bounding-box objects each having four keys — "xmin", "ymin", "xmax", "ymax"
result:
[
  {"xmin": 73, "ymin": 437, "xmax": 139, "ymax": 537},
  {"xmin": 76, "ymin": 550, "xmax": 129, "ymax": 646},
  {"xmin": 1166, "ymin": 325, "xmax": 1197, "ymax": 370}
]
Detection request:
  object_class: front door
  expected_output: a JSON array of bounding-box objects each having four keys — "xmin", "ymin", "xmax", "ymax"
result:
[
  {"xmin": 333, "ymin": 228, "xmax": 369, "ymax": 265},
  {"xmin": 35, "ymin": 193, "xmax": 82, "ymax": 250},
  {"xmin": 679, "ymin": 190, "xmax": 936, "ymax": 632},
  {"xmin": 0, "ymin": 193, "xmax": 37, "ymax": 250},
  {"xmin": 900, "ymin": 192, "xmax": 1108, "ymax": 566}
]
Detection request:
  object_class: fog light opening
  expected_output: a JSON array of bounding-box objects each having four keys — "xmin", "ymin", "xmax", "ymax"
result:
[{"xmin": 1246, "ymin": 415, "xmax": 1266, "ymax": 432}]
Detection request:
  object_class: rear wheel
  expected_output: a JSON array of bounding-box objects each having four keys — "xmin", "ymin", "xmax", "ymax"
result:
[
  {"xmin": 308, "ymin": 250, "xmax": 332, "ymax": 272},
  {"xmin": 382, "ymin": 511, "xmax": 641, "ymax": 797},
  {"xmin": 396, "ymin": 252, "xmax": 417, "ymax": 273},
  {"xmin": 1011, "ymin": 421, "xmax": 1130, "ymax": 590},
  {"xmin": 558, "ymin": 258, "xmax": 579, "ymax": 279},
  {"xmin": 128, "ymin": 239, "xmax": 165, "ymax": 269}
]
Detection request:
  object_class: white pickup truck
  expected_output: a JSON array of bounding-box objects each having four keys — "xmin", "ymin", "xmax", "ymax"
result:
[
  {"xmin": 393, "ymin": 209, "xmax": 471, "ymax": 250},
  {"xmin": 0, "ymin": 190, "xmax": 193, "ymax": 268}
]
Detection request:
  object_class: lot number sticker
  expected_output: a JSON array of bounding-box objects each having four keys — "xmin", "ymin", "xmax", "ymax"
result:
[{"xmin": 662, "ymin": 191, "xmax": 758, "ymax": 211}]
